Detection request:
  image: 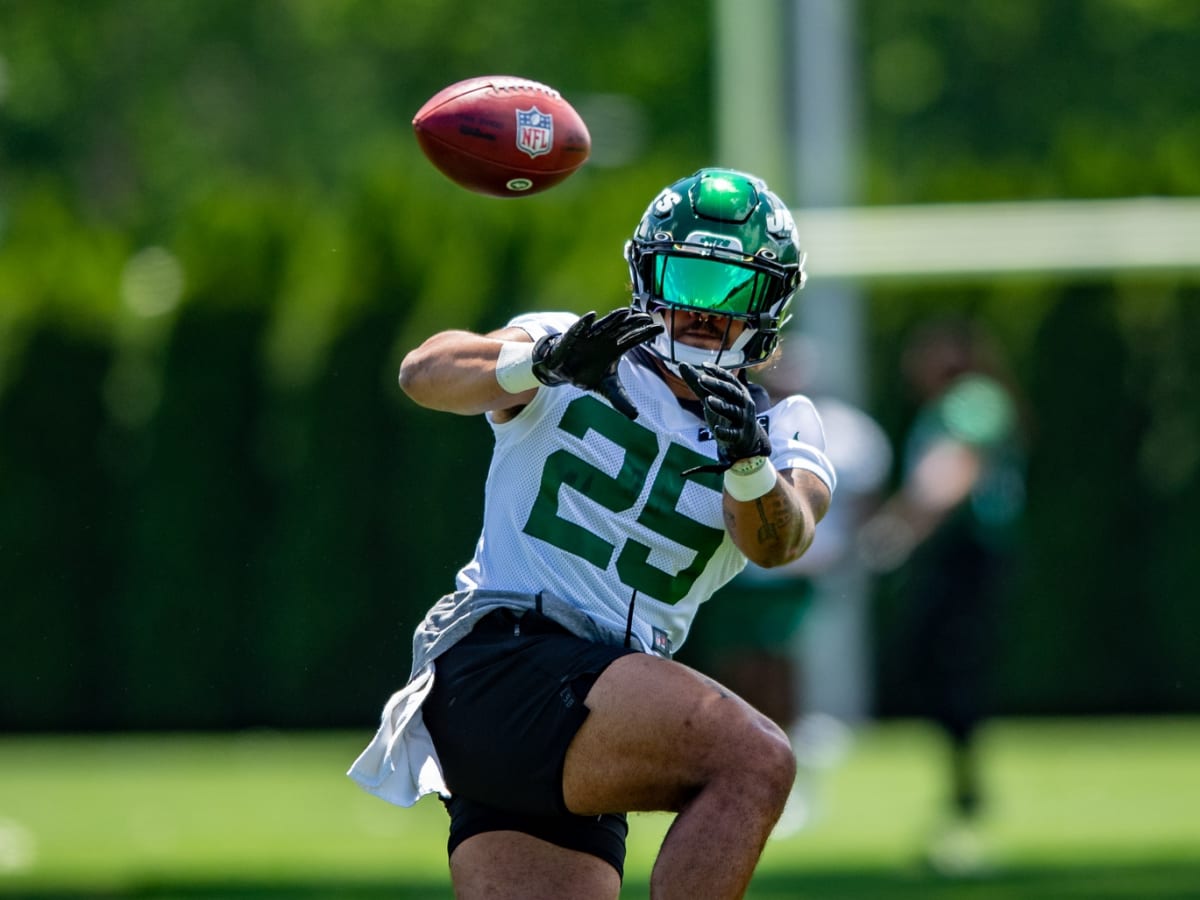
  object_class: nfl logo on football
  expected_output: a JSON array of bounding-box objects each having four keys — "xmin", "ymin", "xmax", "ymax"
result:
[{"xmin": 515, "ymin": 106, "xmax": 553, "ymax": 158}]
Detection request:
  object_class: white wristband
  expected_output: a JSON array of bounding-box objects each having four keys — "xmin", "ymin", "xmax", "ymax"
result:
[
  {"xmin": 495, "ymin": 341, "xmax": 539, "ymax": 394},
  {"xmin": 723, "ymin": 456, "xmax": 778, "ymax": 502}
]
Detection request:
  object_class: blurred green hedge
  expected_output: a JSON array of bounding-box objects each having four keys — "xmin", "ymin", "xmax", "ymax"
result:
[{"xmin": 2, "ymin": 1, "xmax": 1200, "ymax": 728}]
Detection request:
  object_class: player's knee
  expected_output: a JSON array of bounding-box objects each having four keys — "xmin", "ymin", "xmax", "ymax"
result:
[
  {"xmin": 706, "ymin": 713, "xmax": 795, "ymax": 808},
  {"xmin": 744, "ymin": 722, "xmax": 797, "ymax": 805}
]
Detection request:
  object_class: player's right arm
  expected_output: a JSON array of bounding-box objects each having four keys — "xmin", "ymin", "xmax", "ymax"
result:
[
  {"xmin": 399, "ymin": 326, "xmax": 536, "ymax": 419},
  {"xmin": 399, "ymin": 309, "xmax": 663, "ymax": 422}
]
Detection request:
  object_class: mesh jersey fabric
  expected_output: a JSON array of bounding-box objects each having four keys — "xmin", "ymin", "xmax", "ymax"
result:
[{"xmin": 454, "ymin": 310, "xmax": 836, "ymax": 656}]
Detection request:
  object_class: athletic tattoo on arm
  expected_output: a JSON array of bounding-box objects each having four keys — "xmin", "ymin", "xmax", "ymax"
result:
[
  {"xmin": 725, "ymin": 477, "xmax": 809, "ymax": 564},
  {"xmin": 754, "ymin": 496, "xmax": 781, "ymax": 544}
]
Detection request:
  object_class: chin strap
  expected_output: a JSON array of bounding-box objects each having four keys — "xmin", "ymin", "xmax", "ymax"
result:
[{"xmin": 646, "ymin": 306, "xmax": 747, "ymax": 372}]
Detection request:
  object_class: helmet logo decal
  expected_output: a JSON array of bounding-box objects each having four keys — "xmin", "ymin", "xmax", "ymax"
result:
[
  {"xmin": 515, "ymin": 106, "xmax": 553, "ymax": 158},
  {"xmin": 653, "ymin": 189, "xmax": 683, "ymax": 217},
  {"xmin": 684, "ymin": 230, "xmax": 744, "ymax": 253},
  {"xmin": 765, "ymin": 203, "xmax": 796, "ymax": 239}
]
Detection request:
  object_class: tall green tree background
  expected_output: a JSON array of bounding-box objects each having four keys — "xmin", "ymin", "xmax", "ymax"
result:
[{"xmin": 2, "ymin": 0, "xmax": 1198, "ymax": 729}]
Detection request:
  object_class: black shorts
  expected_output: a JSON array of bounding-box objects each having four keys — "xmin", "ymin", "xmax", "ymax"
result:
[{"xmin": 422, "ymin": 608, "xmax": 638, "ymax": 876}]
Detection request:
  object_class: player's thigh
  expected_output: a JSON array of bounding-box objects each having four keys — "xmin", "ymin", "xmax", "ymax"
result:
[
  {"xmin": 450, "ymin": 830, "xmax": 620, "ymax": 900},
  {"xmin": 562, "ymin": 652, "xmax": 792, "ymax": 816}
]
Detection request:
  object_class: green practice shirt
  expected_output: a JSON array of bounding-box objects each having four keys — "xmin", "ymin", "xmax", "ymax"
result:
[{"xmin": 905, "ymin": 374, "xmax": 1026, "ymax": 548}]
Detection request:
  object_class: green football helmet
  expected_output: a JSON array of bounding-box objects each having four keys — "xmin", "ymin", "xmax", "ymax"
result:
[{"xmin": 624, "ymin": 168, "xmax": 806, "ymax": 371}]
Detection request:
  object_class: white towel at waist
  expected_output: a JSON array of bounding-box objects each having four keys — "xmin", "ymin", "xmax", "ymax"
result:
[{"xmin": 346, "ymin": 663, "xmax": 447, "ymax": 806}]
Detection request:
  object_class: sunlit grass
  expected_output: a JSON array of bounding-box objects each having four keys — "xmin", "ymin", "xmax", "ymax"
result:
[{"xmin": 1, "ymin": 719, "xmax": 1197, "ymax": 898}]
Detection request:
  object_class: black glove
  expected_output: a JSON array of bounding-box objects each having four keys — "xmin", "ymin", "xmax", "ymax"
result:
[
  {"xmin": 531, "ymin": 309, "xmax": 663, "ymax": 420},
  {"xmin": 679, "ymin": 362, "xmax": 772, "ymax": 470}
]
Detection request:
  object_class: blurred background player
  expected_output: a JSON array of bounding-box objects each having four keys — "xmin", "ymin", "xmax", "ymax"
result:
[{"xmin": 859, "ymin": 316, "xmax": 1027, "ymax": 874}]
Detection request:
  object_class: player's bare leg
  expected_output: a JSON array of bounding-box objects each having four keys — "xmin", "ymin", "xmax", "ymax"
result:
[
  {"xmin": 563, "ymin": 652, "xmax": 796, "ymax": 899},
  {"xmin": 449, "ymin": 830, "xmax": 620, "ymax": 900}
]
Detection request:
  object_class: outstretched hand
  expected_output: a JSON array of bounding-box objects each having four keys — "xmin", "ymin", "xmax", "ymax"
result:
[
  {"xmin": 679, "ymin": 362, "xmax": 772, "ymax": 466},
  {"xmin": 531, "ymin": 309, "xmax": 663, "ymax": 419}
]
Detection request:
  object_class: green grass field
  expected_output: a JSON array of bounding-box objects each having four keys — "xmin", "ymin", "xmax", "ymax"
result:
[{"xmin": 1, "ymin": 718, "xmax": 1197, "ymax": 899}]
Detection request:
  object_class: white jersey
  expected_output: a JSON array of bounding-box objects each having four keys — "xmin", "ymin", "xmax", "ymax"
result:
[
  {"xmin": 348, "ymin": 310, "xmax": 837, "ymax": 808},
  {"xmin": 455, "ymin": 311, "xmax": 837, "ymax": 656}
]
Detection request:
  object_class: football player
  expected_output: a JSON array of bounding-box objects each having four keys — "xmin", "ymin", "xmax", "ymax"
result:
[{"xmin": 350, "ymin": 168, "xmax": 836, "ymax": 899}]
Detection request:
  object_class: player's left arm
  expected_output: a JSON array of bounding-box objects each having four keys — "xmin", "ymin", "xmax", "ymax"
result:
[
  {"xmin": 680, "ymin": 362, "xmax": 833, "ymax": 568},
  {"xmin": 723, "ymin": 466, "xmax": 831, "ymax": 568}
]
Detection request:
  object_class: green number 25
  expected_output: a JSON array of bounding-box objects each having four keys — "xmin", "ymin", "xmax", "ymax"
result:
[{"xmin": 523, "ymin": 395, "xmax": 725, "ymax": 605}]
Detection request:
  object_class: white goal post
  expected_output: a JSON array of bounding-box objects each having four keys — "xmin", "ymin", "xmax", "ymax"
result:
[{"xmin": 792, "ymin": 196, "xmax": 1200, "ymax": 281}]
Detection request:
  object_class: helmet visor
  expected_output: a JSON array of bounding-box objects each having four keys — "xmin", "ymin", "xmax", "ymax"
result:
[{"xmin": 654, "ymin": 255, "xmax": 769, "ymax": 315}]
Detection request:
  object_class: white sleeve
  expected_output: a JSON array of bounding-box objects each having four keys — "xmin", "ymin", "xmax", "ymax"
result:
[
  {"xmin": 505, "ymin": 311, "xmax": 579, "ymax": 343},
  {"xmin": 766, "ymin": 394, "xmax": 838, "ymax": 495}
]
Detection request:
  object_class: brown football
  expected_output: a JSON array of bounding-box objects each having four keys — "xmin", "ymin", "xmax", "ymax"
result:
[{"xmin": 412, "ymin": 75, "xmax": 591, "ymax": 197}]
